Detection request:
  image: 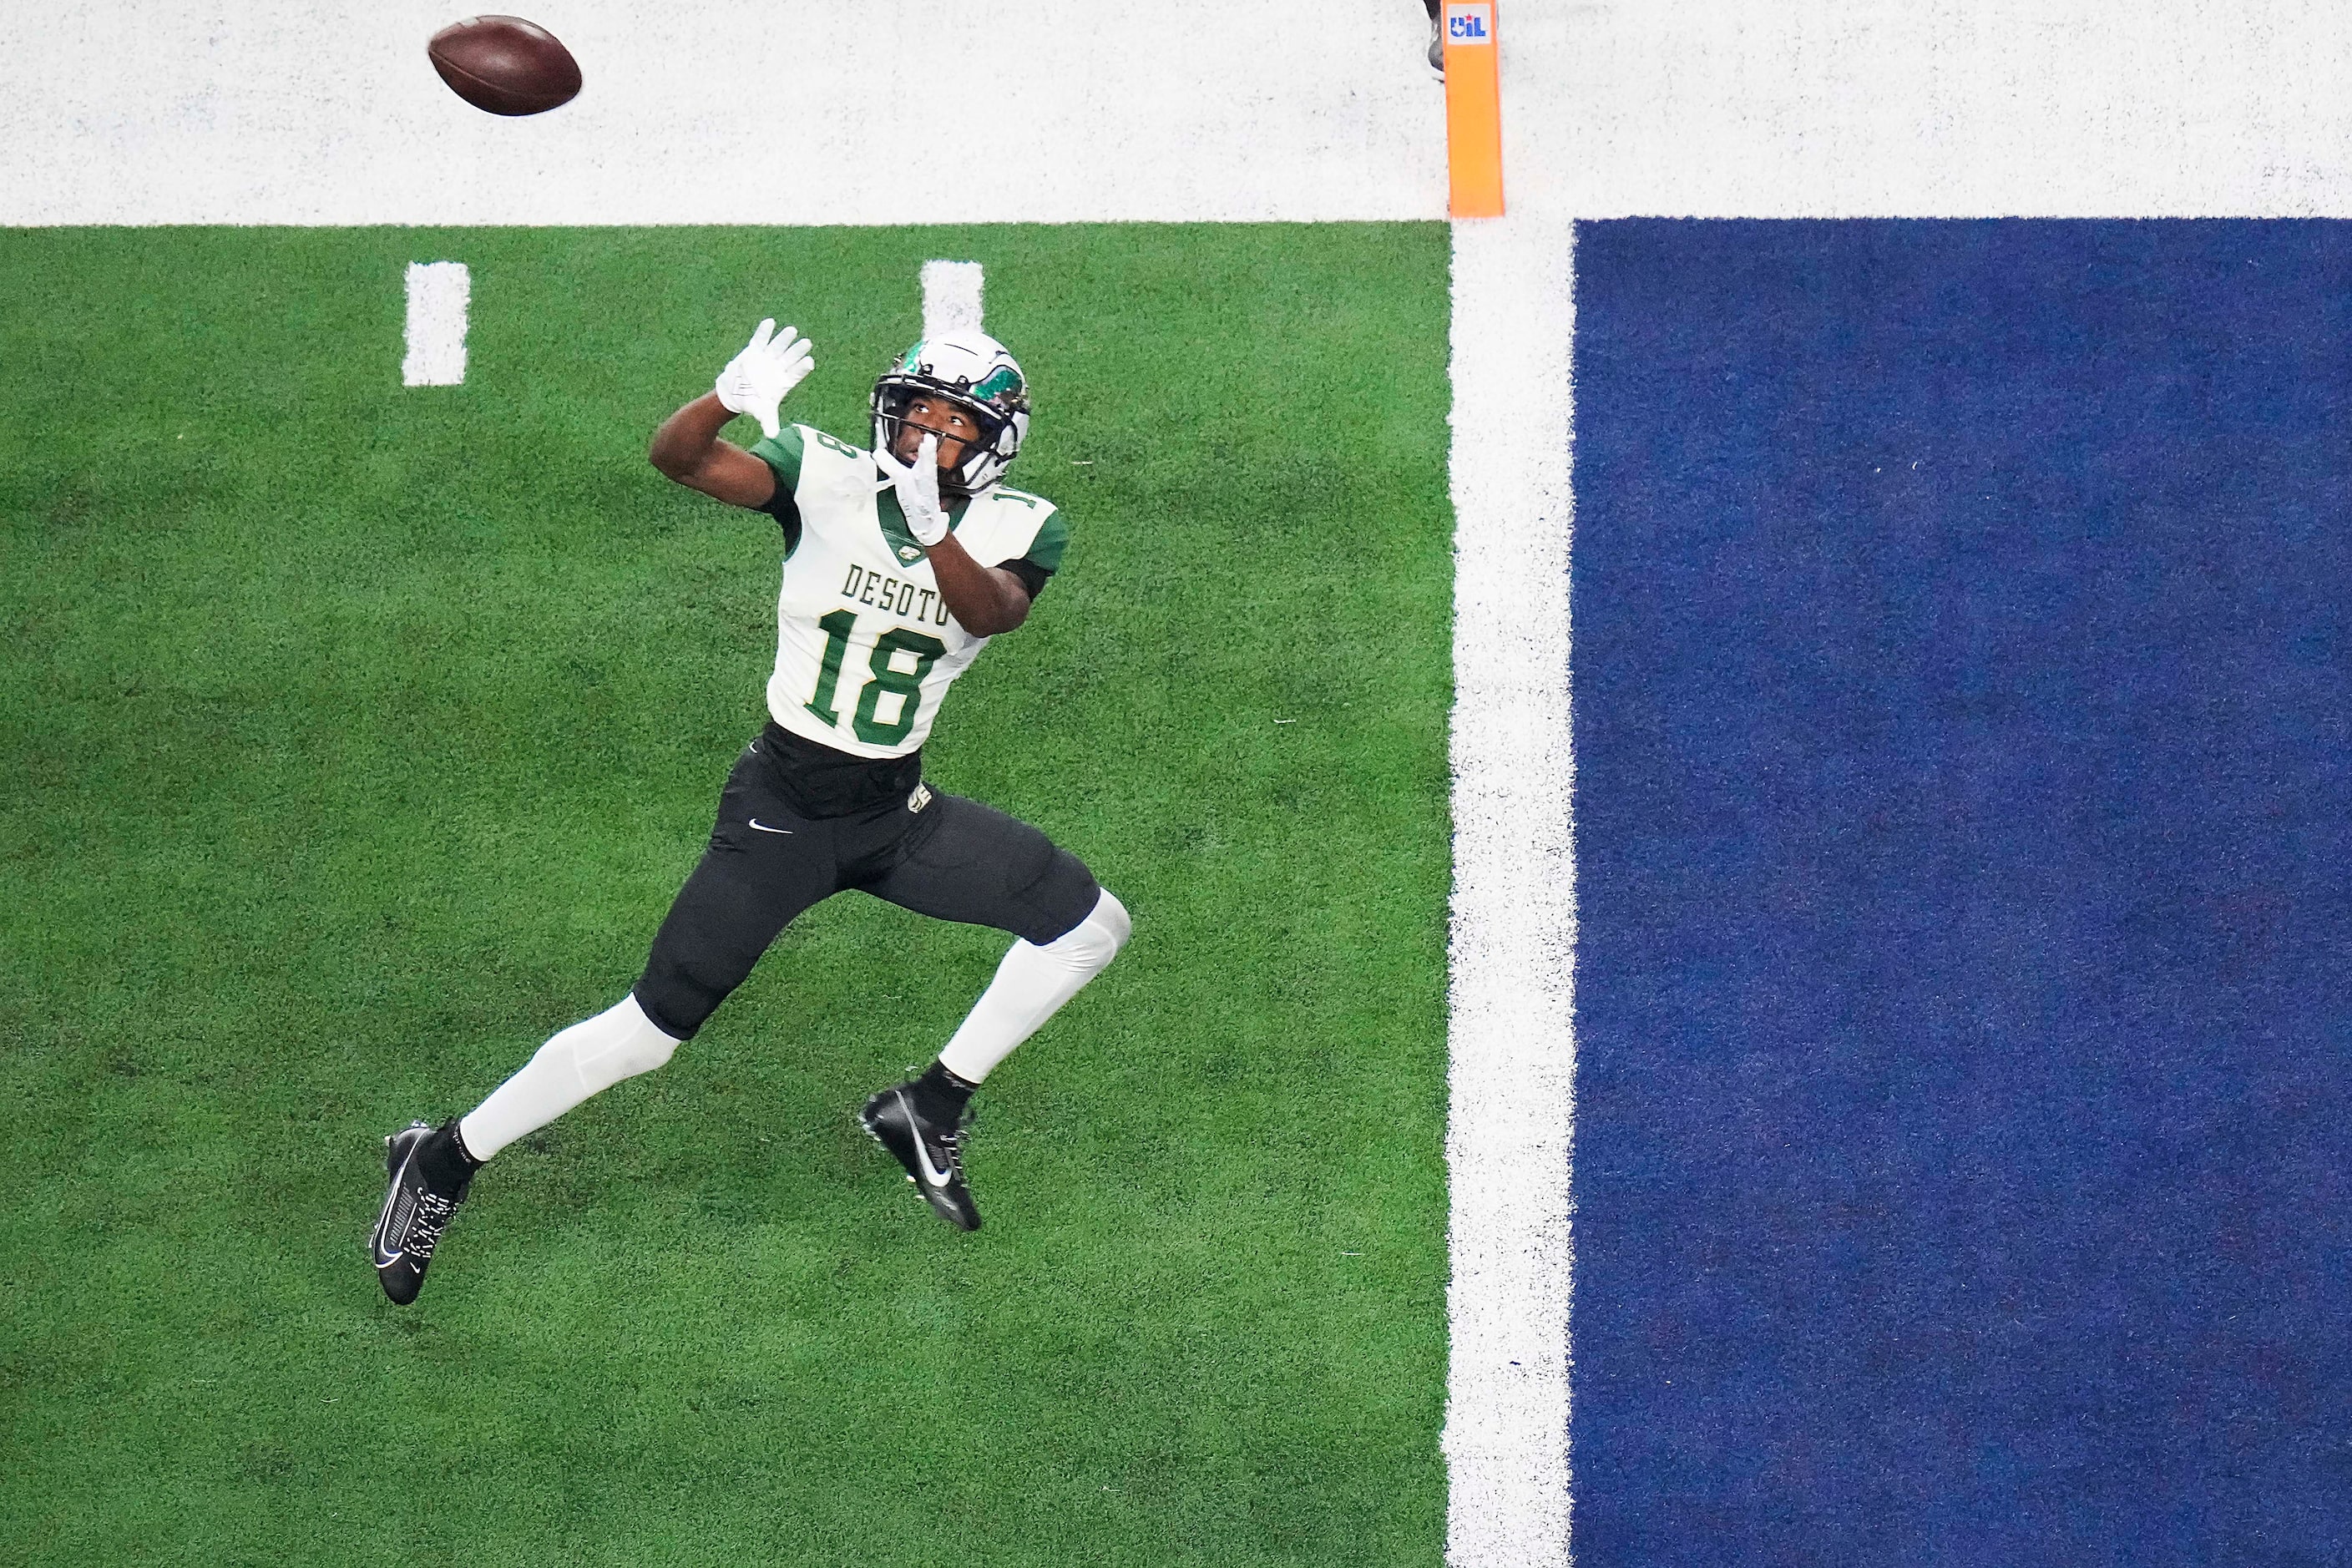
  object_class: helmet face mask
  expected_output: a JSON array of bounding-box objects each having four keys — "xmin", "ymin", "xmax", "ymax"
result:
[
  {"xmin": 873, "ymin": 383, "xmax": 1009, "ymax": 488},
  {"xmin": 871, "ymin": 331, "xmax": 1030, "ymax": 497}
]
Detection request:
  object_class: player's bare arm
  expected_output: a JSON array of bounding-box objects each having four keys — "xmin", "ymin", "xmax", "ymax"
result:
[
  {"xmin": 650, "ymin": 317, "xmax": 814, "ymax": 503},
  {"xmin": 924, "ymin": 529, "xmax": 1032, "ymax": 636},
  {"xmin": 648, "ymin": 392, "xmax": 777, "ymax": 507},
  {"xmin": 880, "ymin": 392, "xmax": 1033, "ymax": 635}
]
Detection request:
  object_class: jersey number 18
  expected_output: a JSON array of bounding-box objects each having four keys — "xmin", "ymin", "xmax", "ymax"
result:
[{"xmin": 804, "ymin": 610, "xmax": 948, "ymax": 746}]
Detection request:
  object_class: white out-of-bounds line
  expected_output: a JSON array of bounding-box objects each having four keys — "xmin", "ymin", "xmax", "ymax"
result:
[
  {"xmin": 1444, "ymin": 214, "xmax": 1577, "ymax": 1568},
  {"xmin": 921, "ymin": 260, "xmax": 984, "ymax": 338},
  {"xmin": 402, "ymin": 261, "xmax": 469, "ymax": 387}
]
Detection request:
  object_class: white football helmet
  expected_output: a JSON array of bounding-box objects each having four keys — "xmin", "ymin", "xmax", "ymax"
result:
[{"xmin": 871, "ymin": 331, "xmax": 1031, "ymax": 497}]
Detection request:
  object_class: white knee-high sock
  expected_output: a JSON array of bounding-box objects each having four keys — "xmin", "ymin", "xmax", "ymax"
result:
[
  {"xmin": 938, "ymin": 890, "xmax": 1130, "ymax": 1083},
  {"xmin": 458, "ymin": 993, "xmax": 681, "ymax": 1160}
]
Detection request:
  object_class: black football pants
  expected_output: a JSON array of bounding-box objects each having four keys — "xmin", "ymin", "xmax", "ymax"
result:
[{"xmin": 631, "ymin": 737, "xmax": 1100, "ymax": 1040}]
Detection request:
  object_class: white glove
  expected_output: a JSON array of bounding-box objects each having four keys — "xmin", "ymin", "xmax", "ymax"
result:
[
  {"xmin": 873, "ymin": 431, "xmax": 951, "ymax": 547},
  {"xmin": 713, "ymin": 319, "xmax": 815, "ymax": 439}
]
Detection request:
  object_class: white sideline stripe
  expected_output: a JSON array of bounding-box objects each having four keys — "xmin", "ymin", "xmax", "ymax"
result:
[
  {"xmin": 1444, "ymin": 212, "xmax": 1577, "ymax": 1568},
  {"xmin": 402, "ymin": 262, "xmax": 469, "ymax": 387},
  {"xmin": 10, "ymin": 1, "xmax": 2352, "ymax": 225},
  {"xmin": 0, "ymin": 1, "xmax": 1444, "ymax": 225},
  {"xmin": 922, "ymin": 260, "xmax": 984, "ymax": 339}
]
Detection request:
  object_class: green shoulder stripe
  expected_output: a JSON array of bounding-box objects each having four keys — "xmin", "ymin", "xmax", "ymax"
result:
[
  {"xmin": 748, "ymin": 425, "xmax": 807, "ymax": 493},
  {"xmin": 1021, "ymin": 507, "xmax": 1068, "ymax": 573}
]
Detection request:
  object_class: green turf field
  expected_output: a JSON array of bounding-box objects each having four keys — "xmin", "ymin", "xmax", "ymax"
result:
[{"xmin": 0, "ymin": 223, "xmax": 1452, "ymax": 1566}]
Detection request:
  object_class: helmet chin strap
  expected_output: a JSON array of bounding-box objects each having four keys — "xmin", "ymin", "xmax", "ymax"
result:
[{"xmin": 940, "ymin": 451, "xmax": 984, "ymax": 497}]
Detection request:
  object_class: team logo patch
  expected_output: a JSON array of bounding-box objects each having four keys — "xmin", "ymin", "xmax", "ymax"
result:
[{"xmin": 908, "ymin": 781, "xmax": 933, "ymax": 814}]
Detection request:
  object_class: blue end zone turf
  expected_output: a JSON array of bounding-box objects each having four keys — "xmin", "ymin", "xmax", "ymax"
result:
[{"xmin": 1572, "ymin": 220, "xmax": 2352, "ymax": 1566}]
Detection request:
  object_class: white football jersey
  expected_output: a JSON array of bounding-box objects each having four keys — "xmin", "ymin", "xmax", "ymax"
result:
[{"xmin": 747, "ymin": 424, "xmax": 1065, "ymax": 759}]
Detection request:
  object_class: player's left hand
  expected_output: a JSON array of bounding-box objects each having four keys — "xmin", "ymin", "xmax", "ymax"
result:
[{"xmin": 875, "ymin": 432, "xmax": 951, "ymax": 546}]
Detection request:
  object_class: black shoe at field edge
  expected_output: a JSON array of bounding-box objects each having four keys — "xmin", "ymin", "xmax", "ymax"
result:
[
  {"xmin": 1429, "ymin": 13, "xmax": 1445, "ymax": 77},
  {"xmin": 861, "ymin": 1084, "xmax": 981, "ymax": 1232},
  {"xmin": 370, "ymin": 1120, "xmax": 473, "ymax": 1304}
]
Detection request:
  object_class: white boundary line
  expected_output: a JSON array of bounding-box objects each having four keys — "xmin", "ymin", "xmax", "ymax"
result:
[
  {"xmin": 1443, "ymin": 213, "xmax": 1579, "ymax": 1567},
  {"xmin": 13, "ymin": 1, "xmax": 2351, "ymax": 225}
]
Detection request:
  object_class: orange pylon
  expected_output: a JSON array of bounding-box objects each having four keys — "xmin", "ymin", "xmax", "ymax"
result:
[{"xmin": 1444, "ymin": 2, "xmax": 1505, "ymax": 218}]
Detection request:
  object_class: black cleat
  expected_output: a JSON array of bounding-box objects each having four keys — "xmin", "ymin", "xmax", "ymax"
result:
[
  {"xmin": 370, "ymin": 1121, "xmax": 473, "ymax": 1304},
  {"xmin": 861, "ymin": 1084, "xmax": 980, "ymax": 1231}
]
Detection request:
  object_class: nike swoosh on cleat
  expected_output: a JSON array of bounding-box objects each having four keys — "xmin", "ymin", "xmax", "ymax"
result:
[
  {"xmin": 748, "ymin": 819, "xmax": 795, "ymax": 834},
  {"xmin": 373, "ymin": 1144, "xmax": 419, "ymax": 1267},
  {"xmin": 905, "ymin": 1100, "xmax": 957, "ymax": 1187},
  {"xmin": 915, "ymin": 1142, "xmax": 955, "ymax": 1186}
]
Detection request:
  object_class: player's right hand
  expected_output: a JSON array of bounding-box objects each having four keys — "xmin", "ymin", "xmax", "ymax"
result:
[{"xmin": 714, "ymin": 319, "xmax": 816, "ymax": 439}]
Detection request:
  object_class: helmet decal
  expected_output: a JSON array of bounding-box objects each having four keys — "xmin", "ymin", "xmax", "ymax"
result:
[{"xmin": 970, "ymin": 365, "xmax": 1024, "ymax": 403}]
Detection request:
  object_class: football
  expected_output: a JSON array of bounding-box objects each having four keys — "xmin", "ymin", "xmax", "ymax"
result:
[{"xmin": 427, "ymin": 16, "xmax": 582, "ymax": 116}]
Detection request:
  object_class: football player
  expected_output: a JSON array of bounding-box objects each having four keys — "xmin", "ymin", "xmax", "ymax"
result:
[{"xmin": 370, "ymin": 320, "xmax": 1130, "ymax": 1304}]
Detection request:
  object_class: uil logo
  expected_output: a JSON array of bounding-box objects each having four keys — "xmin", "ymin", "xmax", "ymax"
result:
[
  {"xmin": 908, "ymin": 781, "xmax": 933, "ymax": 814},
  {"xmin": 1447, "ymin": 4, "xmax": 1490, "ymax": 43}
]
